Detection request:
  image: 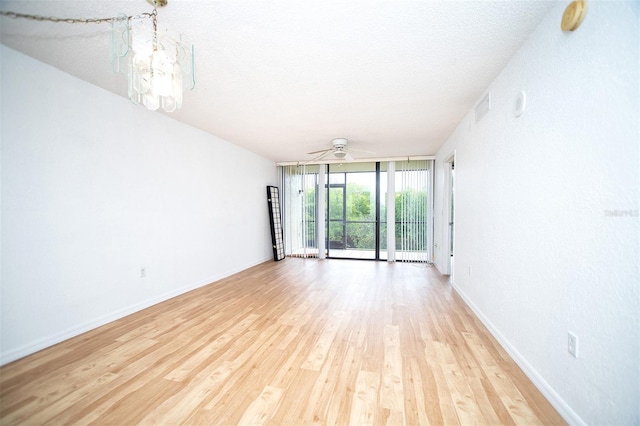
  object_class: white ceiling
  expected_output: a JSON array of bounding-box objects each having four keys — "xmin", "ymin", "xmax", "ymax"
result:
[{"xmin": 1, "ymin": 0, "xmax": 555, "ymax": 162}]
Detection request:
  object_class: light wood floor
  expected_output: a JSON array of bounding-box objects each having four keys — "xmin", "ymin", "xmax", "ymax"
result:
[{"xmin": 0, "ymin": 259, "xmax": 564, "ymax": 425}]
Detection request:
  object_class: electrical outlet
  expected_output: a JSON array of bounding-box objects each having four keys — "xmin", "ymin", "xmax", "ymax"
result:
[
  {"xmin": 140, "ymin": 267, "xmax": 146, "ymax": 278},
  {"xmin": 468, "ymin": 266, "xmax": 472, "ymax": 276},
  {"xmin": 568, "ymin": 332, "xmax": 578, "ymax": 358}
]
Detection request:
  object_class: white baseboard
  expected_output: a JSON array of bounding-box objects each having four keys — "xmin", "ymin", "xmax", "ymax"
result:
[
  {"xmin": 0, "ymin": 257, "xmax": 272, "ymax": 366},
  {"xmin": 452, "ymin": 283, "xmax": 585, "ymax": 426}
]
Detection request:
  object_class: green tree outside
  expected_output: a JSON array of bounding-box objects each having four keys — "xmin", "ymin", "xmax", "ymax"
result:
[{"xmin": 303, "ymin": 182, "xmax": 427, "ymax": 252}]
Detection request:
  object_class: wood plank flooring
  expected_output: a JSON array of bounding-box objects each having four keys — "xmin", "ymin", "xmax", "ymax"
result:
[{"xmin": 0, "ymin": 258, "xmax": 565, "ymax": 425}]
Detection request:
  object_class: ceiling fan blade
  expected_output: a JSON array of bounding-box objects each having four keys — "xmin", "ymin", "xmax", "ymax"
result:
[
  {"xmin": 348, "ymin": 147, "xmax": 374, "ymax": 154},
  {"xmin": 343, "ymin": 152, "xmax": 355, "ymax": 162},
  {"xmin": 310, "ymin": 150, "xmax": 334, "ymax": 162},
  {"xmin": 307, "ymin": 148, "xmax": 332, "ymax": 155}
]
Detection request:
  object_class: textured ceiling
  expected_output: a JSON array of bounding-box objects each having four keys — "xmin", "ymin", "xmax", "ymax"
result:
[{"xmin": 0, "ymin": 1, "xmax": 555, "ymax": 162}]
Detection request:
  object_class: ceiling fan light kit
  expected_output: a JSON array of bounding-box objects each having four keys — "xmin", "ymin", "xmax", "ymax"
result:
[
  {"xmin": 0, "ymin": 0, "xmax": 194, "ymax": 113},
  {"xmin": 334, "ymin": 151, "xmax": 347, "ymax": 159}
]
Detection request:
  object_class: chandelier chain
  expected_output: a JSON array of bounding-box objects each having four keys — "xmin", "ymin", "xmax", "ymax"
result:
[
  {"xmin": 1, "ymin": 6, "xmax": 192, "ymax": 112},
  {"xmin": 0, "ymin": 9, "xmax": 157, "ymax": 25}
]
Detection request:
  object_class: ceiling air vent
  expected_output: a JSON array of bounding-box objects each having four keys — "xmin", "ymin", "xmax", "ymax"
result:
[{"xmin": 475, "ymin": 92, "xmax": 491, "ymax": 123}]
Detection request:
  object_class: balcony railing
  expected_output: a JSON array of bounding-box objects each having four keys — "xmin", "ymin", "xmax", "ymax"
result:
[{"xmin": 302, "ymin": 220, "xmax": 429, "ymax": 252}]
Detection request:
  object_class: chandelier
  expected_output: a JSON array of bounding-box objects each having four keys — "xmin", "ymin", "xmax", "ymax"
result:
[
  {"xmin": 111, "ymin": 5, "xmax": 194, "ymax": 112},
  {"xmin": 0, "ymin": 0, "xmax": 195, "ymax": 112}
]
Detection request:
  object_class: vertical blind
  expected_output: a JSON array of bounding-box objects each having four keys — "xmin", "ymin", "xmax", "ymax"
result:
[
  {"xmin": 396, "ymin": 160, "xmax": 434, "ymax": 263},
  {"xmin": 282, "ymin": 165, "xmax": 318, "ymax": 258}
]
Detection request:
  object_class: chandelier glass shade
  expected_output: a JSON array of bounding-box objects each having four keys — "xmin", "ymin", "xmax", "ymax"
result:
[{"xmin": 110, "ymin": 12, "xmax": 194, "ymax": 112}]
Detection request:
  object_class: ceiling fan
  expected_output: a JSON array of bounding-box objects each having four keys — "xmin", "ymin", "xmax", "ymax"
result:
[{"xmin": 306, "ymin": 138, "xmax": 369, "ymax": 163}]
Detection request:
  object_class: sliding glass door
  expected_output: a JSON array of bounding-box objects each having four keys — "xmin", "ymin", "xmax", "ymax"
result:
[
  {"xmin": 281, "ymin": 160, "xmax": 433, "ymax": 263},
  {"xmin": 326, "ymin": 163, "xmax": 377, "ymax": 259}
]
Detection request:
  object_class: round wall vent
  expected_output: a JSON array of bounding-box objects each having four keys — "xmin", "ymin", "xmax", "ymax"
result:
[{"xmin": 514, "ymin": 91, "xmax": 527, "ymax": 117}]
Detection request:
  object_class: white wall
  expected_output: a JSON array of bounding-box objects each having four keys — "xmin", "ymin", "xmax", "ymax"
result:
[
  {"xmin": 434, "ymin": 2, "xmax": 639, "ymax": 424},
  {"xmin": 0, "ymin": 45, "xmax": 277, "ymax": 364}
]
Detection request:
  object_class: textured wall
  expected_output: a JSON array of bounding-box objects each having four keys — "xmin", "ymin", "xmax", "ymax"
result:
[
  {"xmin": 1, "ymin": 46, "xmax": 277, "ymax": 364},
  {"xmin": 433, "ymin": 1, "xmax": 639, "ymax": 424}
]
